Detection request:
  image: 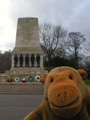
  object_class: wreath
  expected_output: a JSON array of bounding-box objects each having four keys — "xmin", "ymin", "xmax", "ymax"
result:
[
  {"xmin": 15, "ymin": 77, "xmax": 20, "ymax": 82},
  {"xmin": 7, "ymin": 78, "xmax": 13, "ymax": 82},
  {"xmin": 35, "ymin": 75, "xmax": 40, "ymax": 82},
  {"xmin": 28, "ymin": 76, "xmax": 34, "ymax": 82},
  {"xmin": 22, "ymin": 78, "xmax": 27, "ymax": 82}
]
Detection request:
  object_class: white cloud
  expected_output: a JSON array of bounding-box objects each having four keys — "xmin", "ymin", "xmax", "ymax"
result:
[
  {"xmin": 0, "ymin": 0, "xmax": 89, "ymax": 52},
  {"xmin": 63, "ymin": 1, "xmax": 90, "ymax": 41}
]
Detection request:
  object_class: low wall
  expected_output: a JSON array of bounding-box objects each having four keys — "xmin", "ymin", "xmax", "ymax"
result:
[{"xmin": 0, "ymin": 82, "xmax": 44, "ymax": 94}]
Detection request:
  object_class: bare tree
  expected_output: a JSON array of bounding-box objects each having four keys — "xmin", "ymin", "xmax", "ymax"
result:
[
  {"xmin": 40, "ymin": 23, "xmax": 67, "ymax": 66},
  {"xmin": 65, "ymin": 32, "xmax": 86, "ymax": 69}
]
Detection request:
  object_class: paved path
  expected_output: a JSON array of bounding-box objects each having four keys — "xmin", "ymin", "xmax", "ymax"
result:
[{"xmin": 0, "ymin": 94, "xmax": 43, "ymax": 120}]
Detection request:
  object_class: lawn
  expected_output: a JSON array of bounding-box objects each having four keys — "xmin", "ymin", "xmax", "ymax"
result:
[{"xmin": 84, "ymin": 80, "xmax": 90, "ymax": 85}]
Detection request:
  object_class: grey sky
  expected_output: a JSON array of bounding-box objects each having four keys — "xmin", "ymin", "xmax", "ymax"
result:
[{"xmin": 0, "ymin": 0, "xmax": 90, "ymax": 53}]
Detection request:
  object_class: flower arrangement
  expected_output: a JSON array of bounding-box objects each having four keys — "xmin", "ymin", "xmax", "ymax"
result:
[
  {"xmin": 35, "ymin": 75, "xmax": 40, "ymax": 82},
  {"xmin": 22, "ymin": 78, "xmax": 27, "ymax": 82},
  {"xmin": 15, "ymin": 77, "xmax": 20, "ymax": 82},
  {"xmin": 28, "ymin": 76, "xmax": 34, "ymax": 82},
  {"xmin": 7, "ymin": 78, "xmax": 13, "ymax": 82}
]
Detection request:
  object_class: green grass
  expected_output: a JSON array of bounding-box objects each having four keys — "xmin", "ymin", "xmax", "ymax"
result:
[{"xmin": 84, "ymin": 80, "xmax": 90, "ymax": 85}]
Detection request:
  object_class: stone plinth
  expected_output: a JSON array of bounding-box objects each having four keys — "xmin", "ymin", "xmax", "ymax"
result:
[
  {"xmin": 0, "ymin": 82, "xmax": 44, "ymax": 94},
  {"xmin": 5, "ymin": 67, "xmax": 46, "ymax": 81}
]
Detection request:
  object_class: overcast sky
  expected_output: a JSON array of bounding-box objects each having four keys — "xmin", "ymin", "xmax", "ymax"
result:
[{"xmin": 0, "ymin": 0, "xmax": 90, "ymax": 53}]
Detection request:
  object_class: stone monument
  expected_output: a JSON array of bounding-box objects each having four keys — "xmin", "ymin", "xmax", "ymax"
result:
[{"xmin": 2, "ymin": 17, "xmax": 47, "ymax": 82}]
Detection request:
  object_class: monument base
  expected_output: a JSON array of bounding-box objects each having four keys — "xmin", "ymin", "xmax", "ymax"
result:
[
  {"xmin": 0, "ymin": 67, "xmax": 47, "ymax": 82},
  {"xmin": 0, "ymin": 82, "xmax": 44, "ymax": 94}
]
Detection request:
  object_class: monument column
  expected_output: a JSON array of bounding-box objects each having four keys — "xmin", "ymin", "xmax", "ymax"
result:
[
  {"xmin": 40, "ymin": 55, "xmax": 43, "ymax": 67},
  {"xmin": 12, "ymin": 55, "xmax": 14, "ymax": 67}
]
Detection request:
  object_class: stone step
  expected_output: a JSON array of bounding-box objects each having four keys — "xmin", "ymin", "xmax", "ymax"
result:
[{"xmin": 0, "ymin": 82, "xmax": 44, "ymax": 94}]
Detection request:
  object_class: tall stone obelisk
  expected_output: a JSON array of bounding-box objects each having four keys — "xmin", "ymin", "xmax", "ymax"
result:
[
  {"xmin": 16, "ymin": 18, "xmax": 40, "ymax": 48},
  {"xmin": 5, "ymin": 18, "xmax": 47, "ymax": 81}
]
